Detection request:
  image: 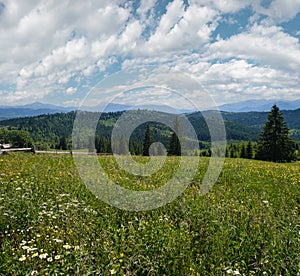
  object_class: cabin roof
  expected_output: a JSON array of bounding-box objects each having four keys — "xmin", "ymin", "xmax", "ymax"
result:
[{"xmin": 0, "ymin": 143, "xmax": 12, "ymax": 149}]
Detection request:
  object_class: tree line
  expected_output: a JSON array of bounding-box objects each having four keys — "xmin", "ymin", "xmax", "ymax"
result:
[
  {"xmin": 1, "ymin": 105, "xmax": 298, "ymax": 162},
  {"xmin": 0, "ymin": 127, "xmax": 33, "ymax": 148},
  {"xmin": 118, "ymin": 105, "xmax": 299, "ymax": 162}
]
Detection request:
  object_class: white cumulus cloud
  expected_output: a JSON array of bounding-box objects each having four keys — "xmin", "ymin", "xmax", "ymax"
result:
[
  {"xmin": 208, "ymin": 24, "xmax": 300, "ymax": 72},
  {"xmin": 66, "ymin": 87, "xmax": 77, "ymax": 95},
  {"xmin": 0, "ymin": 0, "xmax": 299, "ymax": 106}
]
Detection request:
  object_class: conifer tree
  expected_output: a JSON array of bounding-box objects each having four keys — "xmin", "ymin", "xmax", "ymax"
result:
[
  {"xmin": 118, "ymin": 135, "xmax": 128, "ymax": 155},
  {"xmin": 59, "ymin": 136, "xmax": 67, "ymax": 150},
  {"xmin": 240, "ymin": 144, "xmax": 246, "ymax": 158},
  {"xmin": 156, "ymin": 143, "xmax": 165, "ymax": 156},
  {"xmin": 256, "ymin": 105, "xmax": 295, "ymax": 162},
  {"xmin": 96, "ymin": 136, "xmax": 106, "ymax": 154},
  {"xmin": 142, "ymin": 125, "xmax": 153, "ymax": 156},
  {"xmin": 88, "ymin": 136, "xmax": 95, "ymax": 153},
  {"xmin": 246, "ymin": 141, "xmax": 253, "ymax": 159},
  {"xmin": 230, "ymin": 148, "xmax": 236, "ymax": 158},
  {"xmin": 168, "ymin": 117, "xmax": 181, "ymax": 156}
]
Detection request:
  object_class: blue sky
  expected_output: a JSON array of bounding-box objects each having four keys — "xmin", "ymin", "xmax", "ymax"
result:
[{"xmin": 0, "ymin": 0, "xmax": 299, "ymax": 108}]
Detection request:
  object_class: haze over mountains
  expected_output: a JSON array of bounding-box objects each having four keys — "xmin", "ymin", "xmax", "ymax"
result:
[
  {"xmin": 218, "ymin": 99, "xmax": 300, "ymax": 112},
  {"xmin": 0, "ymin": 102, "xmax": 181, "ymax": 119},
  {"xmin": 0, "ymin": 99, "xmax": 300, "ymax": 120},
  {"xmin": 1, "ymin": 106, "xmax": 299, "ymax": 144}
]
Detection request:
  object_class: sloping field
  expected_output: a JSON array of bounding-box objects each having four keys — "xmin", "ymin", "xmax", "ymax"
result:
[{"xmin": 0, "ymin": 154, "xmax": 299, "ymax": 275}]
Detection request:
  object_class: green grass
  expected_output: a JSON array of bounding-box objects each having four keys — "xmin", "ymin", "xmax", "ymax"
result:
[{"xmin": 0, "ymin": 153, "xmax": 299, "ymax": 275}]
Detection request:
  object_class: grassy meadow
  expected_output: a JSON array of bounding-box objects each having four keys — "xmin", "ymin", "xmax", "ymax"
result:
[{"xmin": 0, "ymin": 153, "xmax": 299, "ymax": 275}]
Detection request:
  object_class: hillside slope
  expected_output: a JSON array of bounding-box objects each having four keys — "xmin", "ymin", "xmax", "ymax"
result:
[{"xmin": 0, "ymin": 109, "xmax": 299, "ymax": 148}]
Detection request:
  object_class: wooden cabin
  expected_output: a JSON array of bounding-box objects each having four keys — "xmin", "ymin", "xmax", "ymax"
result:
[{"xmin": 0, "ymin": 143, "xmax": 12, "ymax": 149}]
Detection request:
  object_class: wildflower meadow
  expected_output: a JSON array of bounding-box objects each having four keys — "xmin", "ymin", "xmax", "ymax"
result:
[{"xmin": 0, "ymin": 153, "xmax": 299, "ymax": 275}]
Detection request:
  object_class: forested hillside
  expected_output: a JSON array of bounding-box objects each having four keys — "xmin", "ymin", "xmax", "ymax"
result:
[
  {"xmin": 220, "ymin": 109, "xmax": 300, "ymax": 129},
  {"xmin": 0, "ymin": 109, "xmax": 299, "ymax": 150},
  {"xmin": 190, "ymin": 109, "xmax": 300, "ymax": 140}
]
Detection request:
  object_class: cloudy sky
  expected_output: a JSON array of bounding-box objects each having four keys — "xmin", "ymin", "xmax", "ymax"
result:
[{"xmin": 0, "ymin": 0, "xmax": 299, "ymax": 107}]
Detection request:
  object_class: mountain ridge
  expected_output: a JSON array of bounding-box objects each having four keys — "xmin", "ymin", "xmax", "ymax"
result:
[
  {"xmin": 1, "ymin": 99, "xmax": 300, "ymax": 120},
  {"xmin": 218, "ymin": 99, "xmax": 300, "ymax": 112},
  {"xmin": 0, "ymin": 108, "xmax": 299, "ymax": 145}
]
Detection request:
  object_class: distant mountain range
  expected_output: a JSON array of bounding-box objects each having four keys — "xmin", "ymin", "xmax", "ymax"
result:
[
  {"xmin": 1, "ymin": 107, "xmax": 299, "ymax": 142},
  {"xmin": 0, "ymin": 99, "xmax": 300, "ymax": 120},
  {"xmin": 218, "ymin": 99, "xmax": 300, "ymax": 112},
  {"xmin": 0, "ymin": 102, "xmax": 72, "ymax": 120},
  {"xmin": 17, "ymin": 102, "xmax": 73, "ymax": 111},
  {"xmin": 0, "ymin": 102, "xmax": 194, "ymax": 120}
]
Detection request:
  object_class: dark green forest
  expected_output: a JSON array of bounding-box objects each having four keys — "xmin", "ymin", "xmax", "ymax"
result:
[{"xmin": 0, "ymin": 109, "xmax": 299, "ymax": 158}]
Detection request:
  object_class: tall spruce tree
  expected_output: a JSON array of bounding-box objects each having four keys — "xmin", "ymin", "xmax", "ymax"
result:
[
  {"xmin": 246, "ymin": 141, "xmax": 253, "ymax": 159},
  {"xmin": 240, "ymin": 144, "xmax": 246, "ymax": 158},
  {"xmin": 118, "ymin": 135, "xmax": 128, "ymax": 155},
  {"xmin": 96, "ymin": 136, "xmax": 106, "ymax": 154},
  {"xmin": 168, "ymin": 117, "xmax": 181, "ymax": 156},
  {"xmin": 88, "ymin": 136, "xmax": 95, "ymax": 153},
  {"xmin": 142, "ymin": 125, "xmax": 153, "ymax": 156},
  {"xmin": 59, "ymin": 136, "xmax": 68, "ymax": 150},
  {"xmin": 256, "ymin": 105, "xmax": 295, "ymax": 162},
  {"xmin": 157, "ymin": 143, "xmax": 166, "ymax": 156}
]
